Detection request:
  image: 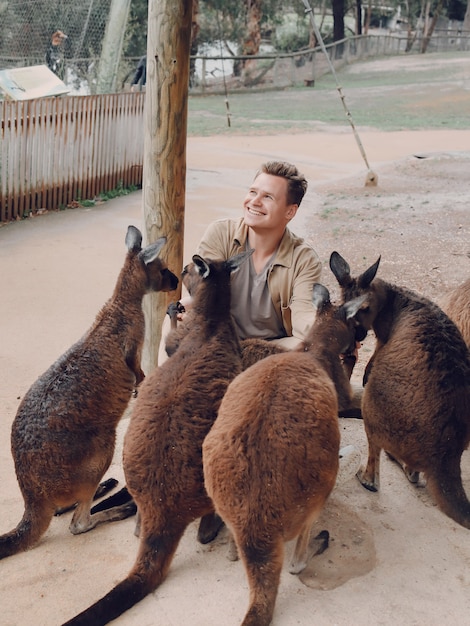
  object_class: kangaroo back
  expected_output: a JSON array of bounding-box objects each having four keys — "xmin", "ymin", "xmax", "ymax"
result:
[
  {"xmin": 1, "ymin": 226, "xmax": 178, "ymax": 560},
  {"xmin": 440, "ymin": 277, "xmax": 470, "ymax": 349},
  {"xmin": 62, "ymin": 251, "xmax": 251, "ymax": 626},
  {"xmin": 330, "ymin": 251, "xmax": 470, "ymax": 530},
  {"xmin": 203, "ymin": 283, "xmax": 365, "ymax": 626}
]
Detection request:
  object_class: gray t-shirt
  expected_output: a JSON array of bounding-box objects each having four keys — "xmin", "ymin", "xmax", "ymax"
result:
[{"xmin": 230, "ymin": 243, "xmax": 286, "ymax": 340}]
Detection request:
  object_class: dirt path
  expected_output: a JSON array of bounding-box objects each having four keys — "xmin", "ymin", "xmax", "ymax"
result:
[{"xmin": 1, "ymin": 128, "xmax": 469, "ymax": 626}]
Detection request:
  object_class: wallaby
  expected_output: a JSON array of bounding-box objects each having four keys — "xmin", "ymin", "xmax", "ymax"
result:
[
  {"xmin": 203, "ymin": 283, "xmax": 366, "ymax": 626},
  {"xmin": 0, "ymin": 226, "xmax": 178, "ymax": 559},
  {"xmin": 62, "ymin": 251, "xmax": 251, "ymax": 626},
  {"xmin": 330, "ymin": 251, "xmax": 470, "ymax": 529},
  {"xmin": 440, "ymin": 277, "xmax": 470, "ymax": 349}
]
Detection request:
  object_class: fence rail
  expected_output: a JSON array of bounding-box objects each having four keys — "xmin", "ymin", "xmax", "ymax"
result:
[
  {"xmin": 1, "ymin": 92, "xmax": 145, "ymax": 222},
  {"xmin": 2, "ymin": 32, "xmax": 469, "ymax": 223},
  {"xmin": 189, "ymin": 31, "xmax": 470, "ymax": 94}
]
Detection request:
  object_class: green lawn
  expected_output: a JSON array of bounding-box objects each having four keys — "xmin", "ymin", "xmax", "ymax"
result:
[{"xmin": 188, "ymin": 51, "xmax": 470, "ymax": 135}]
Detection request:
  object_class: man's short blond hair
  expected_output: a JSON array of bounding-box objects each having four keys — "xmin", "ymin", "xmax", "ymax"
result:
[{"xmin": 257, "ymin": 161, "xmax": 308, "ymax": 206}]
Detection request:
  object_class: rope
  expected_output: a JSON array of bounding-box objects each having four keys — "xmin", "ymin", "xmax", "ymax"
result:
[
  {"xmin": 300, "ymin": 0, "xmax": 373, "ymax": 173},
  {"xmin": 216, "ymin": 11, "xmax": 231, "ymax": 128}
]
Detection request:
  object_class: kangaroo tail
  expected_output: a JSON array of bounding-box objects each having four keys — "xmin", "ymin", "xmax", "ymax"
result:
[
  {"xmin": 62, "ymin": 574, "xmax": 154, "ymax": 626},
  {"xmin": 426, "ymin": 460, "xmax": 470, "ymax": 530},
  {"xmin": 0, "ymin": 505, "xmax": 53, "ymax": 559},
  {"xmin": 62, "ymin": 529, "xmax": 183, "ymax": 626}
]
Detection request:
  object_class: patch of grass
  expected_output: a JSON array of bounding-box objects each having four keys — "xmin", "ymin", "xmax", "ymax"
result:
[
  {"xmin": 187, "ymin": 51, "xmax": 470, "ymax": 135},
  {"xmin": 320, "ymin": 206, "xmax": 340, "ymax": 219},
  {"xmin": 71, "ymin": 182, "xmax": 138, "ymax": 209},
  {"xmin": 99, "ymin": 181, "xmax": 137, "ymax": 200},
  {"xmin": 79, "ymin": 199, "xmax": 96, "ymax": 207}
]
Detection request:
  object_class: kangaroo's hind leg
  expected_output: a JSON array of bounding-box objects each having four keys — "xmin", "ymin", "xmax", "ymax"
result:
[
  {"xmin": 237, "ymin": 535, "xmax": 284, "ymax": 626},
  {"xmin": 69, "ymin": 480, "xmax": 136, "ymax": 534},
  {"xmin": 357, "ymin": 437, "xmax": 381, "ymax": 492}
]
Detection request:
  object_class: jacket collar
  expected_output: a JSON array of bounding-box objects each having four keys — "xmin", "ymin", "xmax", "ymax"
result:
[{"xmin": 233, "ymin": 218, "xmax": 301, "ymax": 268}]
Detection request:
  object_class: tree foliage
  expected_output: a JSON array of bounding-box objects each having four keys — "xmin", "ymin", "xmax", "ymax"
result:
[{"xmin": 121, "ymin": 0, "xmax": 470, "ymax": 59}]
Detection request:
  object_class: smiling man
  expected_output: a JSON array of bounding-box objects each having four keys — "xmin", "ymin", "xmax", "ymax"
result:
[
  {"xmin": 158, "ymin": 162, "xmax": 324, "ymax": 545},
  {"xmin": 194, "ymin": 161, "xmax": 322, "ymax": 348}
]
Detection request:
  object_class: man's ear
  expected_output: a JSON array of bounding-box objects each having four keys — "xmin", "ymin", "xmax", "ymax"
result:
[{"xmin": 286, "ymin": 204, "xmax": 298, "ymax": 220}]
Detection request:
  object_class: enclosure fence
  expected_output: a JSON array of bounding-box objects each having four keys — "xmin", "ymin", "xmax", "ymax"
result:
[
  {"xmin": 189, "ymin": 31, "xmax": 470, "ymax": 94},
  {"xmin": 2, "ymin": 32, "xmax": 470, "ymax": 223},
  {"xmin": 1, "ymin": 93, "xmax": 144, "ymax": 222}
]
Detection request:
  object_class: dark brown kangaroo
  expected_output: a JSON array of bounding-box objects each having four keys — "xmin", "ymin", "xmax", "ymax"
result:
[
  {"xmin": 330, "ymin": 251, "xmax": 470, "ymax": 529},
  {"xmin": 62, "ymin": 251, "xmax": 251, "ymax": 626},
  {"xmin": 0, "ymin": 226, "xmax": 178, "ymax": 559},
  {"xmin": 203, "ymin": 283, "xmax": 366, "ymax": 626}
]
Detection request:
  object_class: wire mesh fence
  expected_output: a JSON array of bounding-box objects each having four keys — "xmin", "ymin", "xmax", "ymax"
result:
[
  {"xmin": 1, "ymin": 0, "xmax": 469, "ymax": 96},
  {"xmin": 188, "ymin": 31, "xmax": 470, "ymax": 95},
  {"xmin": 0, "ymin": 0, "xmax": 140, "ymax": 94},
  {"xmin": 1, "ymin": 0, "xmax": 470, "ymax": 97}
]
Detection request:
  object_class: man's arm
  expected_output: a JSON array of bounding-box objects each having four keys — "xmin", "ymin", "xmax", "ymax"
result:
[{"xmin": 286, "ymin": 246, "xmax": 322, "ymax": 345}]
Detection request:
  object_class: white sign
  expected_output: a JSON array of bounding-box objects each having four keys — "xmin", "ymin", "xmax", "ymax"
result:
[{"xmin": 0, "ymin": 65, "xmax": 70, "ymax": 100}]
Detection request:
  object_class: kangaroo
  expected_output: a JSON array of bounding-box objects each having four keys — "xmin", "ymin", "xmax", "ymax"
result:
[
  {"xmin": 330, "ymin": 251, "xmax": 470, "ymax": 529},
  {"xmin": 62, "ymin": 251, "xmax": 251, "ymax": 626},
  {"xmin": 203, "ymin": 283, "xmax": 366, "ymax": 626},
  {"xmin": 440, "ymin": 277, "xmax": 470, "ymax": 349},
  {"xmin": 0, "ymin": 226, "xmax": 178, "ymax": 559}
]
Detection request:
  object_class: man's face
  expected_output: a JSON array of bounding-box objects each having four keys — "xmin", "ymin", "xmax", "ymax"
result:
[{"xmin": 243, "ymin": 173, "xmax": 298, "ymax": 232}]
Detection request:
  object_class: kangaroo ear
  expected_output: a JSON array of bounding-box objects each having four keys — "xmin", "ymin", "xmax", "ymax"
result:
[
  {"xmin": 343, "ymin": 294, "xmax": 368, "ymax": 320},
  {"xmin": 226, "ymin": 249, "xmax": 254, "ymax": 273},
  {"xmin": 139, "ymin": 237, "xmax": 167, "ymax": 265},
  {"xmin": 311, "ymin": 283, "xmax": 331, "ymax": 311},
  {"xmin": 358, "ymin": 256, "xmax": 381, "ymax": 288},
  {"xmin": 125, "ymin": 225, "xmax": 143, "ymax": 252},
  {"xmin": 329, "ymin": 251, "xmax": 352, "ymax": 287},
  {"xmin": 192, "ymin": 255, "xmax": 211, "ymax": 278}
]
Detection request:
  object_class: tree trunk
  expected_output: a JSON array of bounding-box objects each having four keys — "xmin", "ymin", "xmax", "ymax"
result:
[
  {"xmin": 96, "ymin": 0, "xmax": 131, "ymax": 94},
  {"xmin": 241, "ymin": 0, "xmax": 262, "ymax": 76},
  {"xmin": 308, "ymin": 6, "xmax": 317, "ymax": 48},
  {"xmin": 421, "ymin": 0, "xmax": 444, "ymax": 53},
  {"xmin": 405, "ymin": 0, "xmax": 422, "ymax": 53},
  {"xmin": 332, "ymin": 0, "xmax": 346, "ymax": 42},
  {"xmin": 356, "ymin": 0, "xmax": 362, "ymax": 35},
  {"xmin": 464, "ymin": 1, "xmax": 470, "ymax": 31},
  {"xmin": 189, "ymin": 0, "xmax": 199, "ymax": 87},
  {"xmin": 142, "ymin": 0, "xmax": 192, "ymax": 373},
  {"xmin": 242, "ymin": 0, "xmax": 262, "ymax": 55},
  {"xmin": 363, "ymin": 0, "xmax": 372, "ymax": 35}
]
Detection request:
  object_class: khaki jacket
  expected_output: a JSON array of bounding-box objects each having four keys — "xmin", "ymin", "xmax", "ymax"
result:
[{"xmin": 196, "ymin": 218, "xmax": 322, "ymax": 348}]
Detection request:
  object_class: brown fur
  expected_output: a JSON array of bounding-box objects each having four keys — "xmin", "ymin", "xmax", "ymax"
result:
[
  {"xmin": 168, "ymin": 309, "xmax": 358, "ymax": 413},
  {"xmin": 440, "ymin": 277, "xmax": 470, "ymax": 349},
  {"xmin": 202, "ymin": 284, "xmax": 366, "ymax": 626},
  {"xmin": 330, "ymin": 251, "xmax": 470, "ymax": 529},
  {"xmin": 0, "ymin": 226, "xmax": 178, "ymax": 560},
  {"xmin": 62, "ymin": 251, "xmax": 250, "ymax": 626}
]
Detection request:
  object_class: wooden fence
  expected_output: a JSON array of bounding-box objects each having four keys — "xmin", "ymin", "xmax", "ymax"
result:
[{"xmin": 1, "ymin": 92, "xmax": 145, "ymax": 222}]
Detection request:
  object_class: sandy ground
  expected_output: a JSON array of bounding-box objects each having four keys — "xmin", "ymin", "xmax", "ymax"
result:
[{"xmin": 1, "ymin": 128, "xmax": 470, "ymax": 626}]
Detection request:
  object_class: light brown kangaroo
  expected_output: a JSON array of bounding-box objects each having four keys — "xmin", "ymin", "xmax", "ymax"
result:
[
  {"xmin": 203, "ymin": 283, "xmax": 366, "ymax": 626},
  {"xmin": 0, "ymin": 226, "xmax": 178, "ymax": 559},
  {"xmin": 440, "ymin": 277, "xmax": 470, "ymax": 349},
  {"xmin": 62, "ymin": 251, "xmax": 251, "ymax": 626},
  {"xmin": 330, "ymin": 251, "xmax": 470, "ymax": 529}
]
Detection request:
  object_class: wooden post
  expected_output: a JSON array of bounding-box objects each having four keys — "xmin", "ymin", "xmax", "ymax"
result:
[{"xmin": 141, "ymin": 0, "xmax": 192, "ymax": 373}]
